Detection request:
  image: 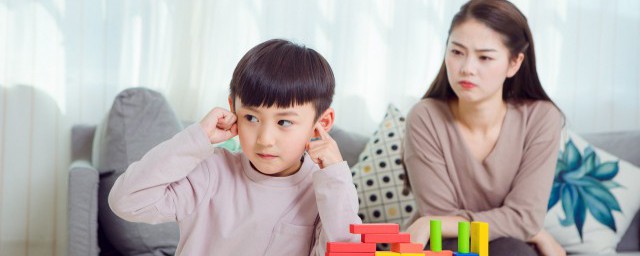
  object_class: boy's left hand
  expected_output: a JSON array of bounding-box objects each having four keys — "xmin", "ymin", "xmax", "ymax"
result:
[{"xmin": 306, "ymin": 123, "xmax": 343, "ymax": 169}]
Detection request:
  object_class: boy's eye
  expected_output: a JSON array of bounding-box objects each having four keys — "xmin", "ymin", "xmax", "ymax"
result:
[
  {"xmin": 480, "ymin": 56, "xmax": 493, "ymax": 61},
  {"xmin": 278, "ymin": 120, "xmax": 293, "ymax": 127},
  {"xmin": 244, "ymin": 115, "xmax": 258, "ymax": 123}
]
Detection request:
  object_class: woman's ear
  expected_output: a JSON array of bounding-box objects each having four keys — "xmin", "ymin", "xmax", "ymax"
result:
[
  {"xmin": 507, "ymin": 52, "xmax": 525, "ymax": 78},
  {"xmin": 315, "ymin": 108, "xmax": 335, "ymax": 136}
]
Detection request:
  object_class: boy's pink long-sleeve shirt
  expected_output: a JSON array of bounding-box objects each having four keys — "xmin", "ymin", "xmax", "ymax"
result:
[{"xmin": 108, "ymin": 124, "xmax": 361, "ymax": 255}]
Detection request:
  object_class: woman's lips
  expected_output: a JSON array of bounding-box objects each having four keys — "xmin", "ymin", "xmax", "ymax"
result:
[{"xmin": 460, "ymin": 81, "xmax": 476, "ymax": 89}]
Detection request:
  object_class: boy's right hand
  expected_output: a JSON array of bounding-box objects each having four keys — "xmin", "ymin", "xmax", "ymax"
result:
[{"xmin": 199, "ymin": 107, "xmax": 238, "ymax": 144}]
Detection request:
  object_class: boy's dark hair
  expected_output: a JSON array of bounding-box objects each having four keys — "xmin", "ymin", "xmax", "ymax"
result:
[{"xmin": 229, "ymin": 39, "xmax": 335, "ymax": 120}]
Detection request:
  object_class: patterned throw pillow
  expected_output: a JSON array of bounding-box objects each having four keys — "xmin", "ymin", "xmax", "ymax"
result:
[
  {"xmin": 351, "ymin": 105, "xmax": 416, "ymax": 249},
  {"xmin": 545, "ymin": 130, "xmax": 640, "ymax": 254}
]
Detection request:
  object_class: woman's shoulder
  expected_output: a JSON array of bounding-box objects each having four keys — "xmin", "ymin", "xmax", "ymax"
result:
[
  {"xmin": 407, "ymin": 98, "xmax": 449, "ymax": 120},
  {"xmin": 511, "ymin": 100, "xmax": 562, "ymax": 120},
  {"xmin": 510, "ymin": 100, "xmax": 564, "ymax": 135}
]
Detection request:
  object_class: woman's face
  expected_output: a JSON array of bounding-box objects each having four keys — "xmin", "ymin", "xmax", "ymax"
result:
[{"xmin": 445, "ymin": 19, "xmax": 523, "ymax": 104}]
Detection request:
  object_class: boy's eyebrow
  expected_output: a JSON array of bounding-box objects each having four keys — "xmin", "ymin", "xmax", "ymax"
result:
[
  {"xmin": 242, "ymin": 106, "xmax": 299, "ymax": 117},
  {"xmin": 451, "ymin": 41, "xmax": 496, "ymax": 52},
  {"xmin": 274, "ymin": 111, "xmax": 299, "ymax": 117}
]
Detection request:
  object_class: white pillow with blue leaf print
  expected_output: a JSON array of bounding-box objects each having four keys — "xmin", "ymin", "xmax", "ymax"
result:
[{"xmin": 544, "ymin": 130, "xmax": 640, "ymax": 254}]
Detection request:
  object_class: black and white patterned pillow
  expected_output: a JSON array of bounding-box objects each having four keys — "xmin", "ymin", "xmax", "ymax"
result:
[{"xmin": 351, "ymin": 105, "xmax": 416, "ymax": 249}]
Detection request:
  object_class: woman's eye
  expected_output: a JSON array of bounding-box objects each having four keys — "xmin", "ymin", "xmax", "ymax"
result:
[
  {"xmin": 451, "ymin": 49, "xmax": 463, "ymax": 55},
  {"xmin": 244, "ymin": 115, "xmax": 258, "ymax": 123},
  {"xmin": 480, "ymin": 56, "xmax": 493, "ymax": 61},
  {"xmin": 278, "ymin": 120, "xmax": 292, "ymax": 127}
]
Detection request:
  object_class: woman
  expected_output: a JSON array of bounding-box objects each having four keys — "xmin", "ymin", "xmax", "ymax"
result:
[{"xmin": 403, "ymin": 1, "xmax": 565, "ymax": 255}]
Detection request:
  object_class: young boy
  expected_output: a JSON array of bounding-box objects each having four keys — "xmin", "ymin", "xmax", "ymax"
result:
[{"xmin": 108, "ymin": 39, "xmax": 362, "ymax": 255}]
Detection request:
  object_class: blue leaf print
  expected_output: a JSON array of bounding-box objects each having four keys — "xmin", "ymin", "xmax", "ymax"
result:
[
  {"xmin": 548, "ymin": 138, "xmax": 623, "ymax": 241},
  {"xmin": 548, "ymin": 183, "xmax": 561, "ymax": 210},
  {"xmin": 581, "ymin": 186, "xmax": 617, "ymax": 232},
  {"xmin": 602, "ymin": 181, "xmax": 623, "ymax": 189},
  {"xmin": 564, "ymin": 140, "xmax": 582, "ymax": 170},
  {"xmin": 574, "ymin": 189, "xmax": 587, "ymax": 241},
  {"xmin": 590, "ymin": 162, "xmax": 619, "ymax": 181},
  {"xmin": 560, "ymin": 184, "xmax": 577, "ymax": 227},
  {"xmin": 582, "ymin": 183, "xmax": 621, "ymax": 212}
]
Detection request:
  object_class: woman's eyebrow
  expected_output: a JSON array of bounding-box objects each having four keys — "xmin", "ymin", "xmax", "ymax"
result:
[{"xmin": 451, "ymin": 41, "xmax": 496, "ymax": 53}]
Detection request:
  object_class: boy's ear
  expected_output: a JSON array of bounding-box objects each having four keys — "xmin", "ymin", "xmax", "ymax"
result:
[
  {"xmin": 228, "ymin": 96, "xmax": 234, "ymax": 112},
  {"xmin": 315, "ymin": 108, "xmax": 335, "ymax": 136}
]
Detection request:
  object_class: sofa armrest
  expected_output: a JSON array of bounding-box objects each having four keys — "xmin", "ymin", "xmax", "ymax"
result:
[{"xmin": 68, "ymin": 160, "xmax": 100, "ymax": 256}]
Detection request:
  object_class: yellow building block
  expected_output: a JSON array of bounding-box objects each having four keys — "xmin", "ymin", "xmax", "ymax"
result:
[
  {"xmin": 470, "ymin": 222, "xmax": 488, "ymax": 256},
  {"xmin": 375, "ymin": 252, "xmax": 401, "ymax": 256}
]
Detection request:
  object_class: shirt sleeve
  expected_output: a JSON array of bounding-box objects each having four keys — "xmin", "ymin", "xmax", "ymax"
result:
[
  {"xmin": 461, "ymin": 105, "xmax": 563, "ymax": 240},
  {"xmin": 108, "ymin": 123, "xmax": 220, "ymax": 223},
  {"xmin": 310, "ymin": 161, "xmax": 362, "ymax": 256}
]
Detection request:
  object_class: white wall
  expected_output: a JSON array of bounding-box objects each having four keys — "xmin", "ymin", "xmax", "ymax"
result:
[{"xmin": 0, "ymin": 0, "xmax": 639, "ymax": 255}]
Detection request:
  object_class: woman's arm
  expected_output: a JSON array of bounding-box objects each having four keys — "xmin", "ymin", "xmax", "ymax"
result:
[{"xmin": 528, "ymin": 229, "xmax": 566, "ymax": 256}]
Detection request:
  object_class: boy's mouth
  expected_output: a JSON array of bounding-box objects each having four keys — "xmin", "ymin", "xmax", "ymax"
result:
[{"xmin": 257, "ymin": 153, "xmax": 277, "ymax": 159}]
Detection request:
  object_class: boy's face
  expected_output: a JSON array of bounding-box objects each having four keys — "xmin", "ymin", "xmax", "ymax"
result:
[{"xmin": 232, "ymin": 97, "xmax": 318, "ymax": 176}]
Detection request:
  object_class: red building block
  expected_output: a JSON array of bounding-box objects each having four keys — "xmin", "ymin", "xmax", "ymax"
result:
[
  {"xmin": 350, "ymin": 223, "xmax": 400, "ymax": 234},
  {"xmin": 361, "ymin": 233, "xmax": 410, "ymax": 243},
  {"xmin": 390, "ymin": 242, "xmax": 424, "ymax": 253},
  {"xmin": 327, "ymin": 242, "xmax": 376, "ymax": 252}
]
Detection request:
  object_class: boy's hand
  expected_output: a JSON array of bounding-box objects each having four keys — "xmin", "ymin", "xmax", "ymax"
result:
[
  {"xmin": 199, "ymin": 107, "xmax": 238, "ymax": 144},
  {"xmin": 306, "ymin": 123, "xmax": 343, "ymax": 169}
]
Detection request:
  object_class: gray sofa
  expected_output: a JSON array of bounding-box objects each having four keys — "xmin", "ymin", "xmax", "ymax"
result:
[{"xmin": 68, "ymin": 123, "xmax": 640, "ymax": 255}]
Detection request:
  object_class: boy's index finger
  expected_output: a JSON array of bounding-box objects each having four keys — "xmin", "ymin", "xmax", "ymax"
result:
[{"xmin": 314, "ymin": 122, "xmax": 330, "ymax": 140}]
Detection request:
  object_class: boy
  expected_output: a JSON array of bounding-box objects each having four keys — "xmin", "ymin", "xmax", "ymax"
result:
[{"xmin": 109, "ymin": 39, "xmax": 361, "ymax": 255}]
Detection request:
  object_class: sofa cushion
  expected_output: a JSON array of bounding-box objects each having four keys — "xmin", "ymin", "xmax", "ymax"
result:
[
  {"xmin": 350, "ymin": 104, "xmax": 415, "ymax": 250},
  {"xmin": 582, "ymin": 131, "xmax": 640, "ymax": 252},
  {"xmin": 545, "ymin": 130, "xmax": 640, "ymax": 254},
  {"xmin": 93, "ymin": 88, "xmax": 180, "ymax": 255},
  {"xmin": 329, "ymin": 126, "xmax": 369, "ymax": 168}
]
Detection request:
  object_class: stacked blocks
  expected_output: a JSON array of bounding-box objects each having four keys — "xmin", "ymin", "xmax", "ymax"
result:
[
  {"xmin": 424, "ymin": 220, "xmax": 453, "ymax": 256},
  {"xmin": 452, "ymin": 222, "xmax": 478, "ymax": 256},
  {"xmin": 327, "ymin": 223, "xmax": 421, "ymax": 256},
  {"xmin": 469, "ymin": 222, "xmax": 488, "ymax": 256},
  {"xmin": 326, "ymin": 222, "xmax": 488, "ymax": 256}
]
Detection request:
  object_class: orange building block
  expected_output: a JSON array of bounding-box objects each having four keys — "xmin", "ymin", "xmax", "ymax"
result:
[
  {"xmin": 390, "ymin": 242, "xmax": 424, "ymax": 253},
  {"xmin": 327, "ymin": 242, "xmax": 376, "ymax": 252},
  {"xmin": 350, "ymin": 223, "xmax": 400, "ymax": 234},
  {"xmin": 361, "ymin": 233, "xmax": 411, "ymax": 243}
]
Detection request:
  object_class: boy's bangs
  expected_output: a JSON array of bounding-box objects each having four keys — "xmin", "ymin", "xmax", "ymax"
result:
[
  {"xmin": 230, "ymin": 39, "xmax": 334, "ymax": 118},
  {"xmin": 235, "ymin": 68, "xmax": 330, "ymax": 110}
]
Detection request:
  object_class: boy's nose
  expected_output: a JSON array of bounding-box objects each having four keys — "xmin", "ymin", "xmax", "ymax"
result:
[{"xmin": 256, "ymin": 129, "xmax": 275, "ymax": 147}]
